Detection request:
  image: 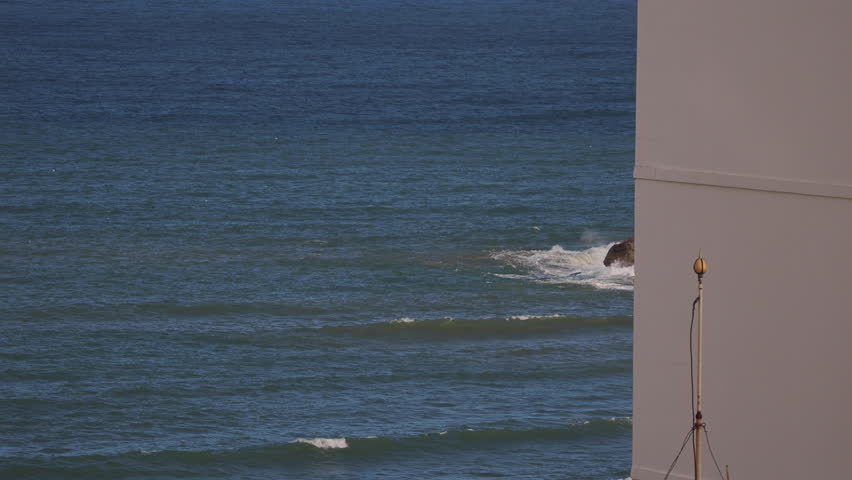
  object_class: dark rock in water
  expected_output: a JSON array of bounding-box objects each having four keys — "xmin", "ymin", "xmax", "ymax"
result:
[{"xmin": 603, "ymin": 237, "xmax": 634, "ymax": 267}]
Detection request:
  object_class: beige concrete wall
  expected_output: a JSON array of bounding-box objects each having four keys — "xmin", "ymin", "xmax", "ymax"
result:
[
  {"xmin": 636, "ymin": 0, "xmax": 852, "ymax": 195},
  {"xmin": 633, "ymin": 1, "xmax": 852, "ymax": 479}
]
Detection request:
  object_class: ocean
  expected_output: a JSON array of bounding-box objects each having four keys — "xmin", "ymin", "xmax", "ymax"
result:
[{"xmin": 0, "ymin": 1, "xmax": 636, "ymax": 478}]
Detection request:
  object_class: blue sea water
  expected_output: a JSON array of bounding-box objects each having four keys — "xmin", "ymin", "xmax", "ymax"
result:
[{"xmin": 0, "ymin": 1, "xmax": 636, "ymax": 478}]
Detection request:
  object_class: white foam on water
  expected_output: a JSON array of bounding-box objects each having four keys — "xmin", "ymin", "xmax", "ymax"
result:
[
  {"xmin": 384, "ymin": 313, "xmax": 572, "ymax": 326},
  {"xmin": 507, "ymin": 314, "xmax": 564, "ymax": 321},
  {"xmin": 390, "ymin": 317, "xmax": 417, "ymax": 324},
  {"xmin": 491, "ymin": 244, "xmax": 634, "ymax": 291},
  {"xmin": 292, "ymin": 437, "xmax": 348, "ymax": 449},
  {"xmin": 568, "ymin": 416, "xmax": 632, "ymax": 423}
]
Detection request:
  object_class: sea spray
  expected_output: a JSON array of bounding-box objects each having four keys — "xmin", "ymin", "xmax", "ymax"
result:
[{"xmin": 492, "ymin": 244, "xmax": 635, "ymax": 290}]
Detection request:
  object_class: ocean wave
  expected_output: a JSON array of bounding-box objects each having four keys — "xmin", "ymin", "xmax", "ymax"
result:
[
  {"xmin": 298, "ymin": 418, "xmax": 632, "ymax": 454},
  {"xmin": 146, "ymin": 302, "xmax": 338, "ymax": 317},
  {"xmin": 491, "ymin": 244, "xmax": 634, "ymax": 291},
  {"xmin": 3, "ymin": 418, "xmax": 631, "ymax": 476},
  {"xmin": 15, "ymin": 301, "xmax": 346, "ymax": 322},
  {"xmin": 57, "ymin": 313, "xmax": 630, "ymax": 354},
  {"xmin": 321, "ymin": 314, "xmax": 632, "ymax": 339},
  {"xmin": 292, "ymin": 437, "xmax": 348, "ymax": 449}
]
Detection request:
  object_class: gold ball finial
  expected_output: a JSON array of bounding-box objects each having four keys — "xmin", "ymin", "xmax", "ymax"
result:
[{"xmin": 693, "ymin": 256, "xmax": 708, "ymax": 275}]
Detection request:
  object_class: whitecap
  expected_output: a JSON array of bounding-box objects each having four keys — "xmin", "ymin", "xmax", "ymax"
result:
[
  {"xmin": 507, "ymin": 314, "xmax": 563, "ymax": 321},
  {"xmin": 292, "ymin": 437, "xmax": 348, "ymax": 449},
  {"xmin": 491, "ymin": 244, "xmax": 633, "ymax": 291},
  {"xmin": 390, "ymin": 317, "xmax": 417, "ymax": 324}
]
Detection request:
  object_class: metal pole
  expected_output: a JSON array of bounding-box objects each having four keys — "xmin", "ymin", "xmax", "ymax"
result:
[
  {"xmin": 695, "ymin": 272, "xmax": 704, "ymax": 480},
  {"xmin": 692, "ymin": 255, "xmax": 708, "ymax": 480}
]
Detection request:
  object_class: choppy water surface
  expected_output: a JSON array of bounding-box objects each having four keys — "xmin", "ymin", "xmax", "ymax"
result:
[{"xmin": 1, "ymin": 1, "xmax": 636, "ymax": 478}]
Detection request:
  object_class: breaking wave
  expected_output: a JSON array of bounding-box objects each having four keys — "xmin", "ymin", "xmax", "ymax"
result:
[
  {"xmin": 491, "ymin": 244, "xmax": 634, "ymax": 291},
  {"xmin": 288, "ymin": 418, "xmax": 632, "ymax": 454},
  {"xmin": 292, "ymin": 437, "xmax": 348, "ymax": 449},
  {"xmin": 321, "ymin": 314, "xmax": 632, "ymax": 339},
  {"xmin": 3, "ymin": 418, "xmax": 631, "ymax": 477}
]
